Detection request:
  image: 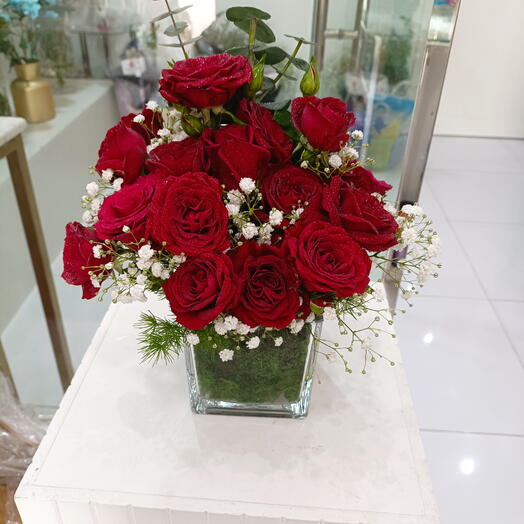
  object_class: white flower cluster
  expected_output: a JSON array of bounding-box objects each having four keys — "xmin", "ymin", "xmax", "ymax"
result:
[{"xmin": 142, "ymin": 102, "xmax": 191, "ymax": 153}]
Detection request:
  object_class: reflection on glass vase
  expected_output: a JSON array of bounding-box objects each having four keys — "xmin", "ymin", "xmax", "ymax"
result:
[
  {"xmin": 185, "ymin": 321, "xmax": 323, "ymax": 418},
  {"xmin": 10, "ymin": 62, "xmax": 56, "ymax": 123}
]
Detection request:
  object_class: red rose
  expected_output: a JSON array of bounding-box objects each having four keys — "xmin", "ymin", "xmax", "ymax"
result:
[
  {"xmin": 159, "ymin": 54, "xmax": 252, "ymax": 109},
  {"xmin": 291, "ymin": 96, "xmax": 355, "ymax": 151},
  {"xmin": 202, "ymin": 125, "xmax": 270, "ymax": 190},
  {"xmin": 286, "ymin": 221, "xmax": 371, "ymax": 298},
  {"xmin": 342, "ymin": 165, "xmax": 392, "ymax": 195},
  {"xmin": 149, "ymin": 172, "xmax": 229, "ymax": 256},
  {"xmin": 262, "ymin": 164, "xmax": 323, "ymax": 214},
  {"xmin": 121, "ymin": 108, "xmax": 163, "ymax": 141},
  {"xmin": 236, "ymin": 99, "xmax": 292, "ymax": 165},
  {"xmin": 95, "ymin": 121, "xmax": 147, "ymax": 185},
  {"xmin": 163, "ymin": 253, "xmax": 238, "ymax": 330},
  {"xmin": 322, "ymin": 176, "xmax": 399, "ymax": 251},
  {"xmin": 231, "ymin": 242, "xmax": 300, "ymax": 329},
  {"xmin": 62, "ymin": 222, "xmax": 110, "ymax": 300},
  {"xmin": 96, "ymin": 175, "xmax": 159, "ymax": 245},
  {"xmin": 146, "ymin": 137, "xmax": 209, "ymax": 178}
]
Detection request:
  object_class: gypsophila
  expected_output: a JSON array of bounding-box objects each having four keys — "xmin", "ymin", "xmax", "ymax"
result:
[
  {"xmin": 247, "ymin": 336, "xmax": 260, "ymax": 349},
  {"xmin": 274, "ymin": 336, "xmax": 283, "ymax": 347},
  {"xmin": 351, "ymin": 129, "xmax": 364, "ymax": 141},
  {"xmin": 242, "ymin": 222, "xmax": 258, "ymax": 240},
  {"xmin": 146, "ymin": 100, "xmax": 158, "ymax": 110},
  {"xmin": 133, "ymin": 114, "xmax": 145, "ymax": 124},
  {"xmin": 328, "ymin": 153, "xmax": 343, "ymax": 169},
  {"xmin": 186, "ymin": 333, "xmax": 200, "ymax": 346},
  {"xmin": 239, "ymin": 177, "xmax": 256, "ymax": 194},
  {"xmin": 219, "ymin": 348, "xmax": 234, "ymax": 362},
  {"xmin": 86, "ymin": 182, "xmax": 99, "ymax": 197},
  {"xmin": 269, "ymin": 209, "xmax": 283, "ymax": 226},
  {"xmin": 101, "ymin": 169, "xmax": 113, "ymax": 182}
]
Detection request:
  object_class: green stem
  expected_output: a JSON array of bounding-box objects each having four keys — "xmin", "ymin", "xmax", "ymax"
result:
[
  {"xmin": 247, "ymin": 18, "xmax": 257, "ymax": 65},
  {"xmin": 164, "ymin": 0, "xmax": 188, "ymax": 59}
]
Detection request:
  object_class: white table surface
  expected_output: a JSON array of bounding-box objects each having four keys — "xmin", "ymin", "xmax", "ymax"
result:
[
  {"xmin": 15, "ymin": 287, "xmax": 440, "ymax": 524},
  {"xmin": 0, "ymin": 116, "xmax": 27, "ymax": 148}
]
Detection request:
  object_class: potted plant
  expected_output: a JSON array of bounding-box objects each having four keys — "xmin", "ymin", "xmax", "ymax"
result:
[{"xmin": 61, "ymin": 4, "xmax": 440, "ymax": 418}]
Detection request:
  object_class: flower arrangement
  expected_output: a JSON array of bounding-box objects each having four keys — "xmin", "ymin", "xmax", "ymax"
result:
[
  {"xmin": 61, "ymin": 5, "xmax": 440, "ymax": 417},
  {"xmin": 0, "ymin": 0, "xmax": 59, "ymax": 65}
]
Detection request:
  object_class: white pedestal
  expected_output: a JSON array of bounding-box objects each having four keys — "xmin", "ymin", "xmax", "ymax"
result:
[{"xmin": 16, "ymin": 288, "xmax": 440, "ymax": 524}]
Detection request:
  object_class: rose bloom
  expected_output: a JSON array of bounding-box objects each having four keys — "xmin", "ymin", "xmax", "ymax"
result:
[
  {"xmin": 322, "ymin": 176, "xmax": 399, "ymax": 251},
  {"xmin": 342, "ymin": 165, "xmax": 392, "ymax": 195},
  {"xmin": 146, "ymin": 137, "xmax": 209, "ymax": 178},
  {"xmin": 149, "ymin": 171, "xmax": 229, "ymax": 256},
  {"xmin": 231, "ymin": 242, "xmax": 300, "ymax": 329},
  {"xmin": 262, "ymin": 164, "xmax": 323, "ymax": 214},
  {"xmin": 202, "ymin": 125, "xmax": 270, "ymax": 190},
  {"xmin": 291, "ymin": 96, "xmax": 355, "ymax": 152},
  {"xmin": 96, "ymin": 175, "xmax": 159, "ymax": 245},
  {"xmin": 159, "ymin": 54, "xmax": 252, "ymax": 109},
  {"xmin": 95, "ymin": 120, "xmax": 147, "ymax": 185},
  {"xmin": 236, "ymin": 99, "xmax": 292, "ymax": 165},
  {"xmin": 62, "ymin": 222, "xmax": 110, "ymax": 299},
  {"xmin": 121, "ymin": 108, "xmax": 163, "ymax": 141},
  {"xmin": 286, "ymin": 221, "xmax": 371, "ymax": 298},
  {"xmin": 163, "ymin": 253, "xmax": 238, "ymax": 330}
]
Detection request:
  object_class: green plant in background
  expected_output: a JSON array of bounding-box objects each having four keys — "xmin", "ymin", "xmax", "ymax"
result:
[{"xmin": 382, "ymin": 17, "xmax": 413, "ymax": 87}]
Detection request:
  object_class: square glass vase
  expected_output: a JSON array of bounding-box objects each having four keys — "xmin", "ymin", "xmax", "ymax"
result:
[{"xmin": 185, "ymin": 321, "xmax": 323, "ymax": 418}]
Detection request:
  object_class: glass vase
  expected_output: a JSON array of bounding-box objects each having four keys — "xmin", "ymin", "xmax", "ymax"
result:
[{"xmin": 185, "ymin": 321, "xmax": 323, "ymax": 418}]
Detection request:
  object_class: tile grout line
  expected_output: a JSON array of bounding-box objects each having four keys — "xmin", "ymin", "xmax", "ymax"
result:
[{"xmin": 420, "ymin": 428, "xmax": 524, "ymax": 439}]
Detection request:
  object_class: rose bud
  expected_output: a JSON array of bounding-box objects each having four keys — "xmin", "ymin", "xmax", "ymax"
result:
[
  {"xmin": 247, "ymin": 55, "xmax": 265, "ymax": 98},
  {"xmin": 181, "ymin": 113, "xmax": 204, "ymax": 137},
  {"xmin": 300, "ymin": 56, "xmax": 320, "ymax": 96}
]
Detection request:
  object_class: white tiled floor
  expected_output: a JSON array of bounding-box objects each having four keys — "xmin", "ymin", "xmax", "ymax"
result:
[{"xmin": 395, "ymin": 136, "xmax": 524, "ymax": 524}]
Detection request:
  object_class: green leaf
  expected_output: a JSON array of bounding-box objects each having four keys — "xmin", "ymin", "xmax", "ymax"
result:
[
  {"xmin": 254, "ymin": 46, "xmax": 287, "ymax": 65},
  {"xmin": 289, "ymin": 56, "xmax": 309, "ymax": 71},
  {"xmin": 261, "ymin": 99, "xmax": 290, "ymax": 111},
  {"xmin": 270, "ymin": 65, "xmax": 296, "ymax": 80},
  {"xmin": 273, "ymin": 108, "xmax": 291, "ymax": 127},
  {"xmin": 159, "ymin": 36, "xmax": 202, "ymax": 48},
  {"xmin": 226, "ymin": 44, "xmax": 264, "ymax": 56},
  {"xmin": 163, "ymin": 21, "xmax": 188, "ymax": 37},
  {"xmin": 234, "ymin": 19, "xmax": 276, "ymax": 44},
  {"xmin": 310, "ymin": 302, "xmax": 325, "ymax": 316},
  {"xmin": 226, "ymin": 6, "xmax": 271, "ymax": 21},
  {"xmin": 284, "ymin": 34, "xmax": 316, "ymax": 45},
  {"xmin": 151, "ymin": 5, "xmax": 192, "ymax": 23}
]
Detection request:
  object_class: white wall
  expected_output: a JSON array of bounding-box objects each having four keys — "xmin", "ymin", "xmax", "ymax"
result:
[{"xmin": 435, "ymin": 0, "xmax": 524, "ymax": 138}]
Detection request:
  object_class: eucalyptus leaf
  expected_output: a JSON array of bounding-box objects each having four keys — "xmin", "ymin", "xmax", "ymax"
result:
[
  {"xmin": 164, "ymin": 21, "xmax": 188, "ymax": 37},
  {"xmin": 261, "ymin": 99, "xmax": 290, "ymax": 111},
  {"xmin": 271, "ymin": 65, "xmax": 296, "ymax": 80},
  {"xmin": 151, "ymin": 5, "xmax": 192, "ymax": 23},
  {"xmin": 159, "ymin": 36, "xmax": 202, "ymax": 48},
  {"xmin": 254, "ymin": 46, "xmax": 287, "ymax": 65},
  {"xmin": 227, "ymin": 44, "xmax": 264, "ymax": 56},
  {"xmin": 226, "ymin": 6, "xmax": 271, "ymax": 21},
  {"xmin": 234, "ymin": 19, "xmax": 276, "ymax": 44},
  {"xmin": 289, "ymin": 56, "xmax": 309, "ymax": 71},
  {"xmin": 284, "ymin": 34, "xmax": 316, "ymax": 45}
]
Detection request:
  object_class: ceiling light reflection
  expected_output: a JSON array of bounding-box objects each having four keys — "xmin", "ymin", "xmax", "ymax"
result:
[
  {"xmin": 423, "ymin": 332, "xmax": 434, "ymax": 344},
  {"xmin": 459, "ymin": 457, "xmax": 475, "ymax": 475}
]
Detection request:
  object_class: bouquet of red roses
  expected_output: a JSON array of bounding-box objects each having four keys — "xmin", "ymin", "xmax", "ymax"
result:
[{"xmin": 62, "ymin": 5, "xmax": 439, "ymax": 416}]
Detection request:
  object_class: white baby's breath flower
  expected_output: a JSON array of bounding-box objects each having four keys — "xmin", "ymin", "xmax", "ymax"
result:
[
  {"xmin": 226, "ymin": 203, "xmax": 240, "ymax": 217},
  {"xmin": 136, "ymin": 274, "xmax": 148, "ymax": 285},
  {"xmin": 151, "ymin": 262, "xmax": 163, "ymax": 278},
  {"xmin": 101, "ymin": 169, "xmax": 114, "ymax": 182},
  {"xmin": 146, "ymin": 100, "xmax": 158, "ymax": 110},
  {"xmin": 130, "ymin": 284, "xmax": 147, "ymax": 302},
  {"xmin": 239, "ymin": 177, "xmax": 256, "ymax": 194},
  {"xmin": 384, "ymin": 202, "xmax": 397, "ymax": 216},
  {"xmin": 92, "ymin": 245, "xmax": 103, "ymax": 259},
  {"xmin": 157, "ymin": 127, "xmax": 171, "ymax": 138},
  {"xmin": 257, "ymin": 223, "xmax": 273, "ymax": 245},
  {"xmin": 112, "ymin": 178, "xmax": 124, "ymax": 191},
  {"xmin": 86, "ymin": 182, "xmax": 99, "ymax": 197},
  {"xmin": 90, "ymin": 276, "xmax": 101, "ymax": 288},
  {"xmin": 219, "ymin": 348, "xmax": 234, "ymax": 362},
  {"xmin": 90, "ymin": 197, "xmax": 103, "ymax": 212},
  {"xmin": 274, "ymin": 336, "xmax": 283, "ymax": 347},
  {"xmin": 401, "ymin": 204, "xmax": 424, "ymax": 217},
  {"xmin": 427, "ymin": 234, "xmax": 441, "ymax": 257},
  {"xmin": 82, "ymin": 210, "xmax": 95, "ymax": 225},
  {"xmin": 305, "ymin": 312, "xmax": 315, "ymax": 323},
  {"xmin": 147, "ymin": 139, "xmax": 161, "ymax": 153},
  {"xmin": 160, "ymin": 269, "xmax": 171, "ymax": 280},
  {"xmin": 227, "ymin": 189, "xmax": 243, "ymax": 205},
  {"xmin": 172, "ymin": 254, "xmax": 186, "ymax": 265},
  {"xmin": 417, "ymin": 261, "xmax": 434, "ymax": 284},
  {"xmin": 400, "ymin": 227, "xmax": 417, "ymax": 247},
  {"xmin": 223, "ymin": 315, "xmax": 239, "ymax": 331},
  {"xmin": 247, "ymin": 336, "xmax": 260, "ymax": 349},
  {"xmin": 214, "ymin": 319, "xmax": 228, "ymax": 336},
  {"xmin": 172, "ymin": 130, "xmax": 189, "ymax": 142},
  {"xmin": 300, "ymin": 160, "xmax": 308, "ymax": 168},
  {"xmin": 133, "ymin": 114, "xmax": 145, "ymax": 124},
  {"xmin": 138, "ymin": 244, "xmax": 155, "ymax": 260},
  {"xmin": 137, "ymin": 258, "xmax": 153, "ymax": 270},
  {"xmin": 351, "ymin": 129, "xmax": 364, "ymax": 141},
  {"xmin": 323, "ymin": 306, "xmax": 336, "ymax": 320},
  {"xmin": 361, "ymin": 337, "xmax": 373, "ymax": 351},
  {"xmin": 236, "ymin": 322, "xmax": 250, "ymax": 335},
  {"xmin": 289, "ymin": 318, "xmax": 305, "ymax": 334},
  {"xmin": 186, "ymin": 333, "xmax": 200, "ymax": 346},
  {"xmin": 328, "ymin": 153, "xmax": 343, "ymax": 169},
  {"xmin": 269, "ymin": 208, "xmax": 283, "ymax": 226},
  {"xmin": 128, "ymin": 266, "xmax": 138, "ymax": 276},
  {"xmin": 242, "ymin": 222, "xmax": 258, "ymax": 240},
  {"xmin": 402, "ymin": 284, "xmax": 415, "ymax": 300}
]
